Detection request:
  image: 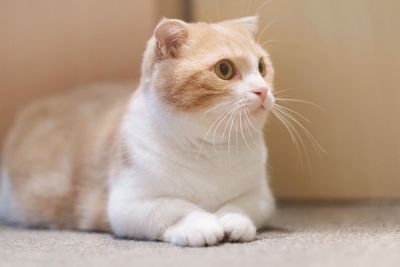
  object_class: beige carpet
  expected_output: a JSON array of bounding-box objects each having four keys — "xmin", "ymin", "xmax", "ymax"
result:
[{"xmin": 1, "ymin": 203, "xmax": 400, "ymax": 267}]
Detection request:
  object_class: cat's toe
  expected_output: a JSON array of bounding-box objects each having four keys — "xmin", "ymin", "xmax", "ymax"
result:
[
  {"xmin": 163, "ymin": 211, "xmax": 224, "ymax": 247},
  {"xmin": 219, "ymin": 213, "xmax": 256, "ymax": 242}
]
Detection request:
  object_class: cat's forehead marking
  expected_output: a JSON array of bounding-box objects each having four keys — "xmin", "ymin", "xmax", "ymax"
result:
[{"xmin": 187, "ymin": 24, "xmax": 266, "ymax": 66}]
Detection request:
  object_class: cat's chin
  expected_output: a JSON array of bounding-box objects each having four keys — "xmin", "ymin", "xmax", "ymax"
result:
[{"xmin": 250, "ymin": 105, "xmax": 269, "ymax": 116}]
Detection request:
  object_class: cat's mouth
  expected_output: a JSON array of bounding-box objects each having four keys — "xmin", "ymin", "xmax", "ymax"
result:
[
  {"xmin": 249, "ymin": 98, "xmax": 274, "ymax": 114},
  {"xmin": 234, "ymin": 100, "xmax": 266, "ymax": 115},
  {"xmin": 251, "ymin": 105, "xmax": 266, "ymax": 115}
]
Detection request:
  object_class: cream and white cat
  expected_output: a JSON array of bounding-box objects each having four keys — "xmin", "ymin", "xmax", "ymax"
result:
[{"xmin": 0, "ymin": 16, "xmax": 276, "ymax": 246}]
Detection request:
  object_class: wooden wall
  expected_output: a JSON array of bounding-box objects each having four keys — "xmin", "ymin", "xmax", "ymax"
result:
[
  {"xmin": 2, "ymin": 0, "xmax": 400, "ymax": 199},
  {"xmin": 0, "ymin": 0, "xmax": 158, "ymax": 148}
]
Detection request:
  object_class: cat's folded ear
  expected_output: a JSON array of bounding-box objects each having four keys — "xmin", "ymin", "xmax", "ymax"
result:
[
  {"xmin": 154, "ymin": 18, "xmax": 188, "ymax": 59},
  {"xmin": 222, "ymin": 16, "xmax": 259, "ymax": 35}
]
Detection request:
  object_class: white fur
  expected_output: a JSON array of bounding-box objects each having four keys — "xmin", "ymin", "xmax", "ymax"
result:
[
  {"xmin": 0, "ymin": 161, "xmax": 20, "ymax": 223},
  {"xmin": 0, "ymin": 166, "xmax": 10, "ymax": 219},
  {"xmin": 107, "ymin": 58, "xmax": 275, "ymax": 246},
  {"xmin": 218, "ymin": 213, "xmax": 256, "ymax": 242},
  {"xmin": 163, "ymin": 211, "xmax": 224, "ymax": 246}
]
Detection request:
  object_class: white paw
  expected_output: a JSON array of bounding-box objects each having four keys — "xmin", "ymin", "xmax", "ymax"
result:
[
  {"xmin": 163, "ymin": 211, "xmax": 224, "ymax": 247},
  {"xmin": 218, "ymin": 213, "xmax": 256, "ymax": 242}
]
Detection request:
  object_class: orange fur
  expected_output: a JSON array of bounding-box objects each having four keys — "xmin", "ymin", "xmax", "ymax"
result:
[{"xmin": 3, "ymin": 84, "xmax": 132, "ymax": 230}]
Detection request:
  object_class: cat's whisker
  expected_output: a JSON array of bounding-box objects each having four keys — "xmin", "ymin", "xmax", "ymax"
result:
[
  {"xmin": 273, "ymin": 106, "xmax": 312, "ymax": 168},
  {"xmin": 221, "ymin": 106, "xmax": 235, "ymax": 145},
  {"xmin": 257, "ymin": 18, "xmax": 278, "ymax": 43},
  {"xmin": 245, "ymin": 107, "xmax": 265, "ymax": 136},
  {"xmin": 201, "ymin": 102, "xmax": 238, "ymax": 141},
  {"xmin": 220, "ymin": 103, "xmax": 246, "ymax": 161},
  {"xmin": 223, "ymin": 109, "xmax": 235, "ymax": 168},
  {"xmin": 274, "ymin": 95, "xmax": 326, "ymax": 158},
  {"xmin": 243, "ymin": 108, "xmax": 259, "ymax": 146},
  {"xmin": 247, "ymin": 0, "xmax": 254, "ymax": 16},
  {"xmin": 272, "ymin": 109, "xmax": 309, "ymax": 169},
  {"xmin": 234, "ymin": 112, "xmax": 239, "ymax": 154},
  {"xmin": 275, "ymin": 97, "xmax": 325, "ymax": 110},
  {"xmin": 254, "ymin": 0, "xmax": 273, "ymax": 16},
  {"xmin": 196, "ymin": 101, "xmax": 238, "ymax": 157},
  {"xmin": 272, "ymin": 88, "xmax": 291, "ymax": 97},
  {"xmin": 239, "ymin": 110, "xmax": 258, "ymax": 157},
  {"xmin": 260, "ymin": 39, "xmax": 280, "ymax": 50},
  {"xmin": 215, "ymin": 0, "xmax": 221, "ymax": 21},
  {"xmin": 211, "ymin": 102, "xmax": 241, "ymax": 155},
  {"xmin": 274, "ymin": 103, "xmax": 311, "ymax": 124},
  {"xmin": 198, "ymin": 100, "xmax": 243, "ymax": 158},
  {"xmin": 200, "ymin": 100, "xmax": 233, "ymax": 120},
  {"xmin": 271, "ymin": 109, "xmax": 297, "ymax": 146},
  {"xmin": 261, "ymin": 39, "xmax": 280, "ymax": 46},
  {"xmin": 233, "ymin": 101, "xmax": 248, "ymax": 155},
  {"xmin": 227, "ymin": 107, "xmax": 236, "ymax": 162},
  {"xmin": 282, "ymin": 115, "xmax": 311, "ymax": 170},
  {"xmin": 274, "ymin": 106, "xmax": 326, "ymax": 155},
  {"xmin": 239, "ymin": 110, "xmax": 250, "ymax": 150},
  {"xmin": 281, "ymin": 107, "xmax": 312, "ymax": 169},
  {"xmin": 280, "ymin": 106, "xmax": 326, "ymax": 153}
]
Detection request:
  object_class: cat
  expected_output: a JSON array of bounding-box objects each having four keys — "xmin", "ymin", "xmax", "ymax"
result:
[{"xmin": 0, "ymin": 16, "xmax": 276, "ymax": 247}]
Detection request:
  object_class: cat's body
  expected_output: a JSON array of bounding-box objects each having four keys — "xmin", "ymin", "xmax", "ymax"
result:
[
  {"xmin": 0, "ymin": 84, "xmax": 131, "ymax": 231},
  {"xmin": 0, "ymin": 17, "xmax": 276, "ymax": 246}
]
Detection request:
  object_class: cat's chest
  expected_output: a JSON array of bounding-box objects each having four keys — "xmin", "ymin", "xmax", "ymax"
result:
[
  {"xmin": 179, "ymin": 163, "xmax": 261, "ymax": 209},
  {"xmin": 138, "ymin": 150, "xmax": 265, "ymax": 210}
]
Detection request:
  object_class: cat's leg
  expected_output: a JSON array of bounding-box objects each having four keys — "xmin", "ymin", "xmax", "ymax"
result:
[
  {"xmin": 108, "ymin": 184, "xmax": 224, "ymax": 247},
  {"xmin": 216, "ymin": 187, "xmax": 275, "ymax": 242}
]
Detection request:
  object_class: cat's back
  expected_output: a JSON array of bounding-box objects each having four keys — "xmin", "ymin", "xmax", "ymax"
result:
[{"xmin": 0, "ymin": 82, "xmax": 133, "ymax": 229}]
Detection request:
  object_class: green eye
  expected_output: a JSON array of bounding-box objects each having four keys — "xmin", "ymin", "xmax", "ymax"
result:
[
  {"xmin": 258, "ymin": 58, "xmax": 267, "ymax": 77},
  {"xmin": 215, "ymin": 60, "xmax": 234, "ymax": 80}
]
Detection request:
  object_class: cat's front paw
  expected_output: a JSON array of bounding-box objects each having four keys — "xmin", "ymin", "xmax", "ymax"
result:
[
  {"xmin": 218, "ymin": 213, "xmax": 256, "ymax": 242},
  {"xmin": 163, "ymin": 211, "xmax": 224, "ymax": 247}
]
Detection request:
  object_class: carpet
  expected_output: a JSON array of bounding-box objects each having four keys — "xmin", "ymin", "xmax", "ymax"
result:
[{"xmin": 1, "ymin": 203, "xmax": 399, "ymax": 267}]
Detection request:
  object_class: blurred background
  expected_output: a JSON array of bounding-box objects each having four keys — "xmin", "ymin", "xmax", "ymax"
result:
[{"xmin": 1, "ymin": 0, "xmax": 399, "ymax": 200}]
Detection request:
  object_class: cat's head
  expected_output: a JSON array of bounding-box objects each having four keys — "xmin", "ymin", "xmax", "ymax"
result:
[{"xmin": 141, "ymin": 16, "xmax": 275, "ymax": 129}]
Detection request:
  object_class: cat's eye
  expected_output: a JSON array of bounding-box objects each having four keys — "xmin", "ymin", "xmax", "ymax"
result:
[
  {"xmin": 214, "ymin": 60, "xmax": 234, "ymax": 80},
  {"xmin": 258, "ymin": 58, "xmax": 267, "ymax": 77}
]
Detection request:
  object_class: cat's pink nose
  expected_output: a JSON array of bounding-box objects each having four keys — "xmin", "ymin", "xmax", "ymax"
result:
[{"xmin": 252, "ymin": 88, "xmax": 268, "ymax": 102}]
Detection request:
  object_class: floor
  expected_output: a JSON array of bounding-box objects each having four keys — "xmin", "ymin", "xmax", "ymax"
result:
[{"xmin": 1, "ymin": 203, "xmax": 400, "ymax": 267}]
